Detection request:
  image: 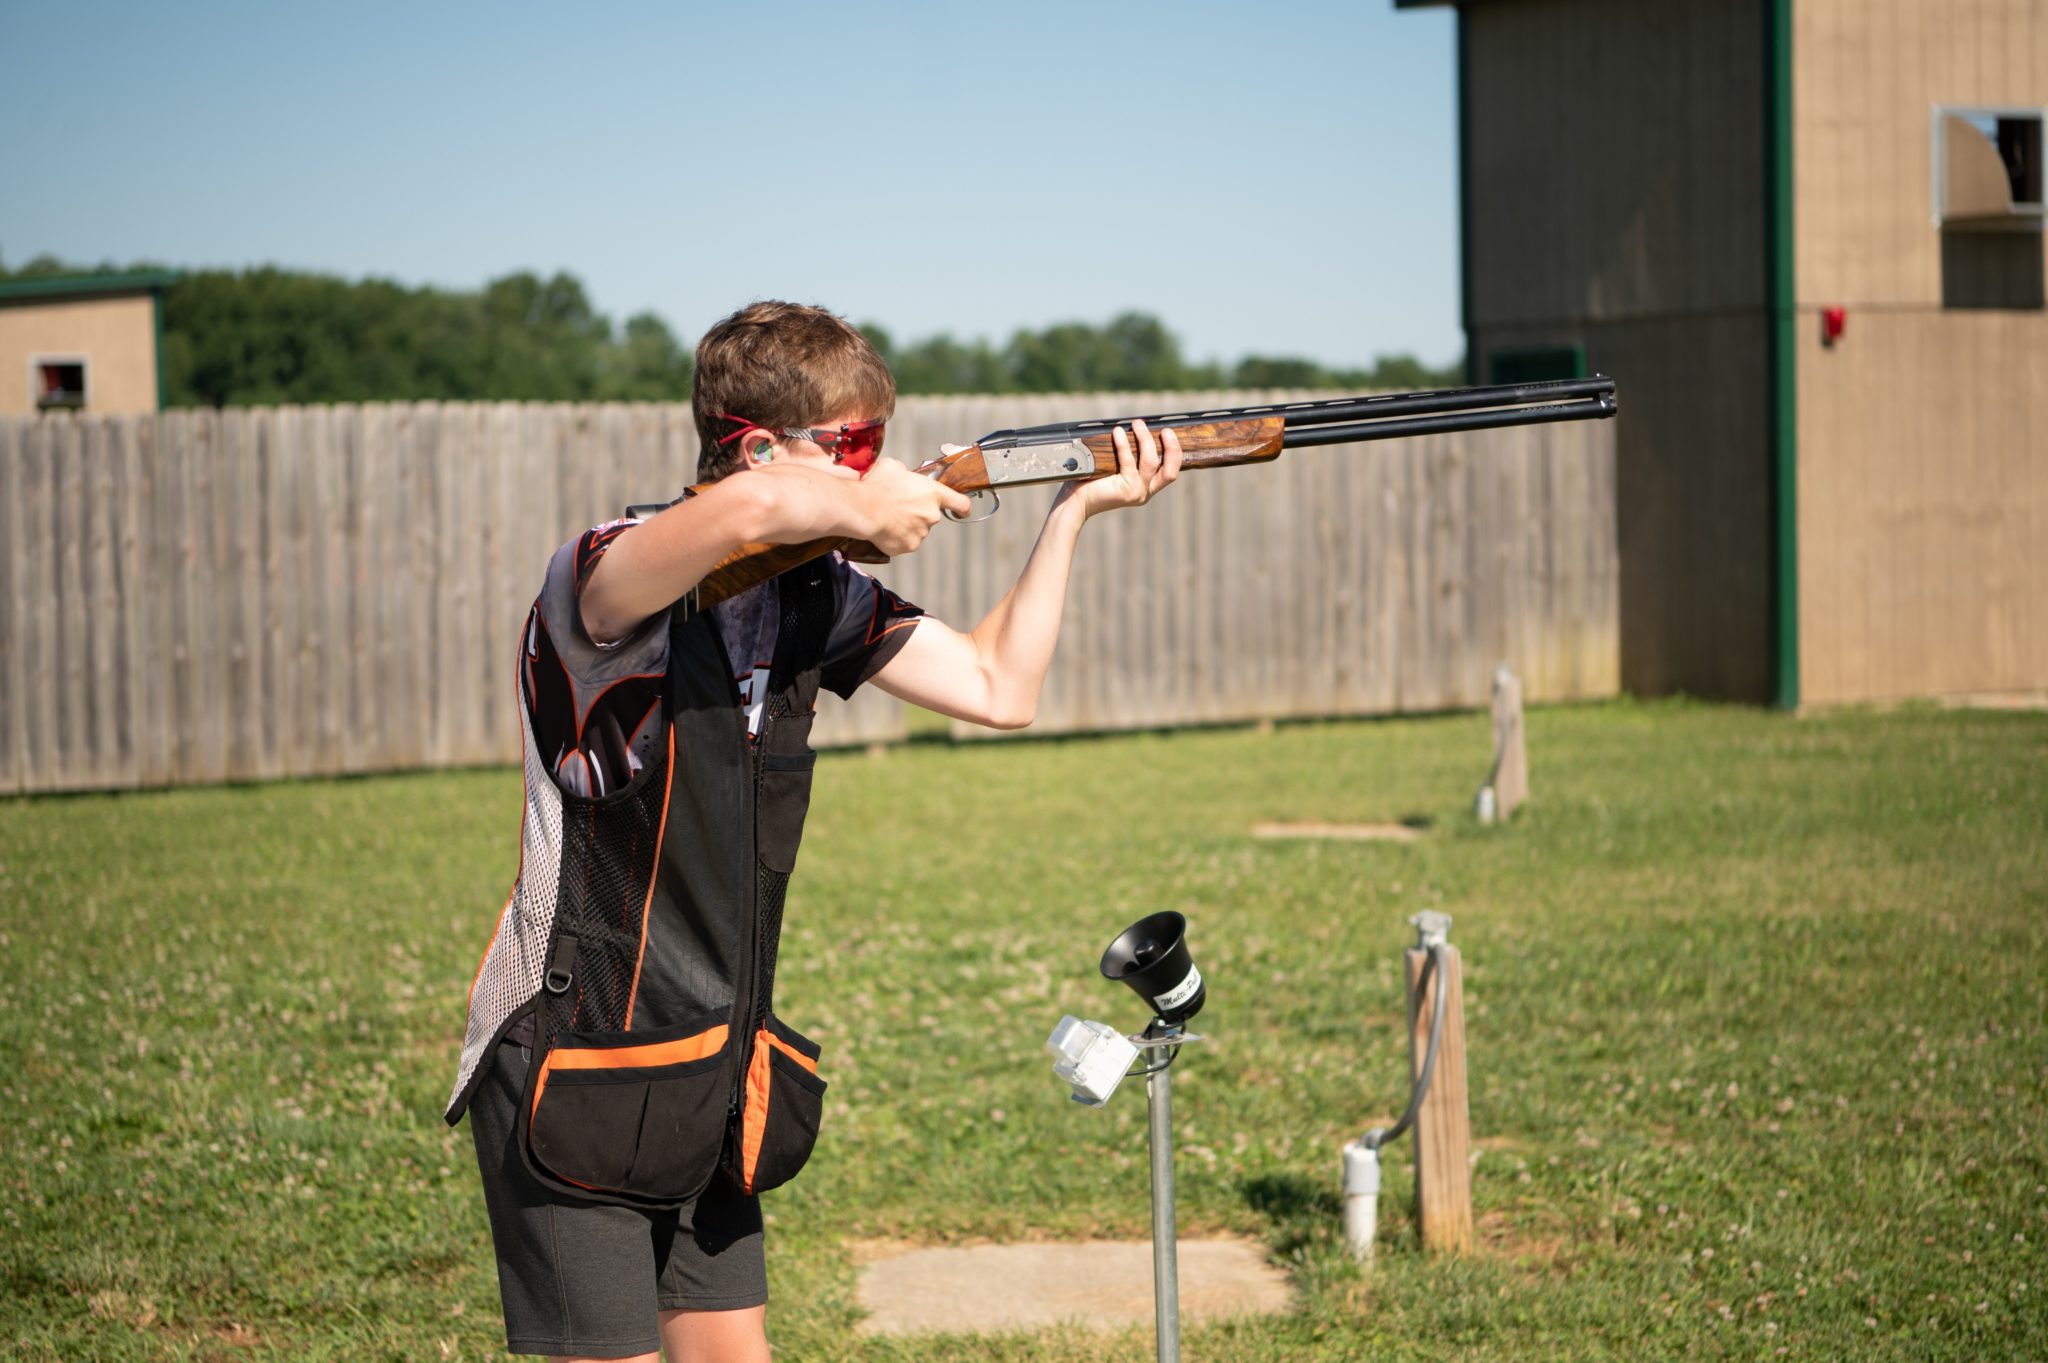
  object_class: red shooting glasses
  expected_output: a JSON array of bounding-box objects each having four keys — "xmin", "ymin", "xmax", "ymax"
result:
[
  {"xmin": 716, "ymin": 414, "xmax": 887, "ymax": 473},
  {"xmin": 789, "ymin": 418, "xmax": 886, "ymax": 472}
]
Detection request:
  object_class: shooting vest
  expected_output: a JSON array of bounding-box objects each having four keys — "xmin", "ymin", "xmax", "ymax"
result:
[{"xmin": 445, "ymin": 558, "xmax": 834, "ymax": 1210}]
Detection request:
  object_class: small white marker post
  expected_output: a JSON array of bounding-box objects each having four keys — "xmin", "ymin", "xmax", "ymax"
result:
[{"xmin": 1477, "ymin": 663, "xmax": 1527, "ymax": 823}]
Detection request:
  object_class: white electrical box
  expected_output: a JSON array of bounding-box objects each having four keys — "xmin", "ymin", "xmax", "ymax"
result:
[
  {"xmin": 1933, "ymin": 105, "xmax": 2045, "ymax": 230},
  {"xmin": 1046, "ymin": 1016, "xmax": 1140, "ymax": 1107}
]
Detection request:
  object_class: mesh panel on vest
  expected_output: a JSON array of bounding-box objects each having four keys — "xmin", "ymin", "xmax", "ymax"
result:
[
  {"xmin": 768, "ymin": 562, "xmax": 832, "ymax": 710},
  {"xmin": 754, "ymin": 866, "xmax": 790, "ymax": 1016},
  {"xmin": 447, "ymin": 699, "xmax": 565, "ymax": 1120},
  {"xmin": 546, "ymin": 742, "xmax": 672, "ymax": 1041}
]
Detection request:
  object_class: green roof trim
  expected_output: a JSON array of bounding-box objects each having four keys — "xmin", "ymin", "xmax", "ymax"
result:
[
  {"xmin": 0, "ymin": 270, "xmax": 182, "ymax": 303},
  {"xmin": 1764, "ymin": 0, "xmax": 1798, "ymax": 709}
]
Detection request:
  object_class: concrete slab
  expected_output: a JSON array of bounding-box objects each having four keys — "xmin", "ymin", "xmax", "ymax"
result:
[
  {"xmin": 854, "ymin": 1238, "xmax": 1293, "ymax": 1336},
  {"xmin": 1934, "ymin": 690, "xmax": 2048, "ymax": 710},
  {"xmin": 1251, "ymin": 820, "xmax": 1422, "ymax": 843}
]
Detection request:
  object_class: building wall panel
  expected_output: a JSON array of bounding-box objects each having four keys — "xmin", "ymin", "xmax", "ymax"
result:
[
  {"xmin": 1796, "ymin": 0, "xmax": 2047, "ymax": 703},
  {"xmin": 1797, "ymin": 0, "xmax": 2047, "ymax": 305},
  {"xmin": 1465, "ymin": 0, "xmax": 1766, "ymax": 327},
  {"xmin": 0, "ymin": 295, "xmax": 158, "ymax": 415},
  {"xmin": 1478, "ymin": 313, "xmax": 1772, "ymax": 701},
  {"xmin": 1461, "ymin": 0, "xmax": 1773, "ymax": 702},
  {"xmin": 1798, "ymin": 311, "xmax": 2046, "ymax": 703}
]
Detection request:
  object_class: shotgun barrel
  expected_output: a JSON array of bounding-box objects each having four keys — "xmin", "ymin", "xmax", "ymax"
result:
[{"xmin": 974, "ymin": 376, "xmax": 1616, "ymax": 451}]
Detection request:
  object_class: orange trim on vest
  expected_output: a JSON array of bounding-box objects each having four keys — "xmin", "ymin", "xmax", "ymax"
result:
[
  {"xmin": 529, "ymin": 1023, "xmax": 729, "ymax": 1122},
  {"xmin": 738, "ymin": 1026, "xmax": 823, "ymax": 1191},
  {"xmin": 622, "ymin": 724, "xmax": 677, "ymax": 1028},
  {"xmin": 739, "ymin": 1035, "xmax": 775, "ymax": 1192},
  {"xmin": 766, "ymin": 1031, "xmax": 820, "ymax": 1073}
]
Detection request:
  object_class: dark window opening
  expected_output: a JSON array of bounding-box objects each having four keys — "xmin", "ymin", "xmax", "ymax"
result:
[
  {"xmin": 35, "ymin": 361, "xmax": 87, "ymax": 411},
  {"xmin": 1993, "ymin": 115, "xmax": 2043, "ymax": 210}
]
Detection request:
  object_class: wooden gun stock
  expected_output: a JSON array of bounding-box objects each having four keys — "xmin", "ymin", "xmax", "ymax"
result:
[{"xmin": 691, "ymin": 534, "xmax": 866, "ymax": 608}]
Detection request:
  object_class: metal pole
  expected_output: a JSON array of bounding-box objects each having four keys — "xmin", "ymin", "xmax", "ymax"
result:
[{"xmin": 1146, "ymin": 1020, "xmax": 1182, "ymax": 1363}]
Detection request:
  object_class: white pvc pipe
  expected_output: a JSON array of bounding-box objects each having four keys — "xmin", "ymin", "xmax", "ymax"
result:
[{"xmin": 1341, "ymin": 1139, "xmax": 1381, "ymax": 1260}]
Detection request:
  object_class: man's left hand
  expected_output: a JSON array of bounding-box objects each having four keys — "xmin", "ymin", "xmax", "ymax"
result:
[{"xmin": 1064, "ymin": 418, "xmax": 1183, "ymax": 519}]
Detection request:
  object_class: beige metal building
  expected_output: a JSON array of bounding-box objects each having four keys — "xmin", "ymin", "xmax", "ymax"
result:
[
  {"xmin": 0, "ymin": 272, "xmax": 177, "ymax": 418},
  {"xmin": 1401, "ymin": 0, "xmax": 2046, "ymax": 706}
]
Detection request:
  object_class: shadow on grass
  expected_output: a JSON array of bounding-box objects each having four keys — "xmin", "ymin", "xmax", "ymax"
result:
[{"xmin": 1239, "ymin": 1172, "xmax": 1340, "ymax": 1257}]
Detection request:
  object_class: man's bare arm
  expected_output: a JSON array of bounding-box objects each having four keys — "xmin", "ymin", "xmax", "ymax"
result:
[
  {"xmin": 870, "ymin": 422, "xmax": 1180, "ymax": 729},
  {"xmin": 580, "ymin": 460, "xmax": 967, "ymax": 645}
]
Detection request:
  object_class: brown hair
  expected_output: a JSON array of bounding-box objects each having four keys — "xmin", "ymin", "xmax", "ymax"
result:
[{"xmin": 691, "ymin": 300, "xmax": 896, "ymax": 480}]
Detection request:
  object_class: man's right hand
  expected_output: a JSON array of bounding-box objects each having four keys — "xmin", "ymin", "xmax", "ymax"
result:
[{"xmin": 848, "ymin": 458, "xmax": 972, "ymax": 556}]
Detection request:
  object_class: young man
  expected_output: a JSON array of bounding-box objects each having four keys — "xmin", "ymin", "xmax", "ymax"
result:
[{"xmin": 447, "ymin": 301, "xmax": 1180, "ymax": 1363}]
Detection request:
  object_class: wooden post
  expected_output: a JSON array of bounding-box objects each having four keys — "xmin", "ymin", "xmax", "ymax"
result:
[{"xmin": 1406, "ymin": 916, "xmax": 1473, "ymax": 1252}]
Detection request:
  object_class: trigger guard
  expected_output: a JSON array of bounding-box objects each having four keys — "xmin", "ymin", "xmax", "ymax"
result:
[{"xmin": 945, "ymin": 489, "xmax": 1000, "ymax": 523}]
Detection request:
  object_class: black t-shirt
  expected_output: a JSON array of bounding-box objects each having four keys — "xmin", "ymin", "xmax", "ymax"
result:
[{"xmin": 521, "ymin": 519, "xmax": 924, "ymax": 798}]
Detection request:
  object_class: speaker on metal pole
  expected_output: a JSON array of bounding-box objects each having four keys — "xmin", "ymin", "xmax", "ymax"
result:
[{"xmin": 1099, "ymin": 911, "xmax": 1205, "ymax": 1026}]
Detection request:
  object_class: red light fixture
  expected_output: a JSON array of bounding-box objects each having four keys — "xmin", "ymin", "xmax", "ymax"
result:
[{"xmin": 1821, "ymin": 305, "xmax": 1847, "ymax": 347}]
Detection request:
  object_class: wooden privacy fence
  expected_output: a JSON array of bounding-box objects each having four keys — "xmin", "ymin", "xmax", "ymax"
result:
[{"xmin": 0, "ymin": 395, "xmax": 1617, "ymax": 795}]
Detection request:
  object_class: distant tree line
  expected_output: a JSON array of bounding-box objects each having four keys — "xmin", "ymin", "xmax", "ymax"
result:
[
  {"xmin": 1, "ymin": 254, "xmax": 691, "ymax": 407},
  {"xmin": 2, "ymin": 254, "xmax": 1458, "ymax": 407},
  {"xmin": 859, "ymin": 313, "xmax": 1458, "ymax": 395}
]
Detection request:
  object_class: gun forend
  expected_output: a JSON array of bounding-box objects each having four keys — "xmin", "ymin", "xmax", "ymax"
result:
[{"xmin": 930, "ymin": 416, "xmax": 1285, "ymax": 494}]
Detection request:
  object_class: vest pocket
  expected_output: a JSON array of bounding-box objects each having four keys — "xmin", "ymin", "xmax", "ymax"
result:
[
  {"xmin": 526, "ymin": 1011, "xmax": 731, "ymax": 1202},
  {"xmin": 756, "ymin": 749, "xmax": 817, "ymax": 875},
  {"xmin": 732, "ymin": 1015, "xmax": 827, "ymax": 1195}
]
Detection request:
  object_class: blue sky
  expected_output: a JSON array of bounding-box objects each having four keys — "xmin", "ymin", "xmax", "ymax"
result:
[{"xmin": 0, "ymin": 1, "xmax": 1461, "ymax": 370}]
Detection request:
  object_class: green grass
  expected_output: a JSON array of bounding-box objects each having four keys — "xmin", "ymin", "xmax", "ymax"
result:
[{"xmin": 2, "ymin": 700, "xmax": 2044, "ymax": 1361}]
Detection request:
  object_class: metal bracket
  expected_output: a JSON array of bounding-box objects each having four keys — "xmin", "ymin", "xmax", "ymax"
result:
[
  {"xmin": 1409, "ymin": 911, "xmax": 1453, "ymax": 950},
  {"xmin": 1131, "ymin": 1030, "xmax": 1204, "ymax": 1049}
]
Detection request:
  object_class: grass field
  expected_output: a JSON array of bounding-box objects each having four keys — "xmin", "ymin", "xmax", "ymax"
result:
[{"xmin": 2, "ymin": 699, "xmax": 2044, "ymax": 1361}]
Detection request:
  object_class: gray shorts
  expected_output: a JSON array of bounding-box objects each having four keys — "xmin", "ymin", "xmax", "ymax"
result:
[{"xmin": 467, "ymin": 1037, "xmax": 767, "ymax": 1358}]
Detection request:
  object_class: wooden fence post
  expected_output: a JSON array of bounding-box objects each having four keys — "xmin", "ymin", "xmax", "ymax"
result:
[{"xmin": 1407, "ymin": 912, "xmax": 1473, "ymax": 1252}]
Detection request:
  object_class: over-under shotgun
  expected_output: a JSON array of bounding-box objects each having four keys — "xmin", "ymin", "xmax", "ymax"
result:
[{"xmin": 633, "ymin": 376, "xmax": 1617, "ymax": 612}]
